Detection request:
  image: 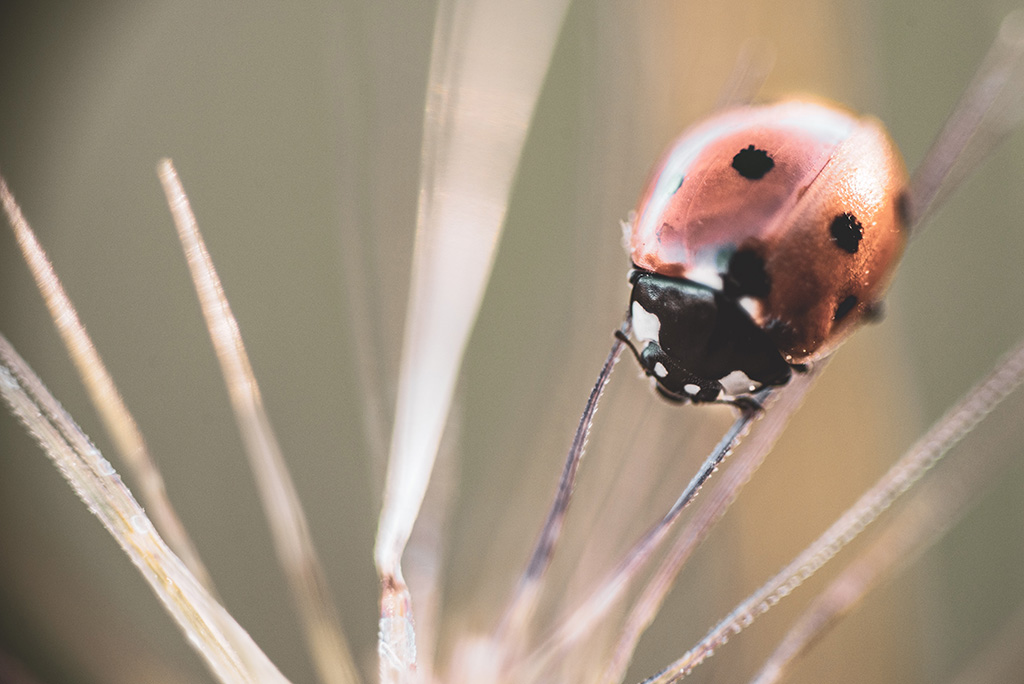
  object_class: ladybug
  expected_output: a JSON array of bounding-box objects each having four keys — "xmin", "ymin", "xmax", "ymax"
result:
[{"xmin": 623, "ymin": 100, "xmax": 908, "ymax": 404}]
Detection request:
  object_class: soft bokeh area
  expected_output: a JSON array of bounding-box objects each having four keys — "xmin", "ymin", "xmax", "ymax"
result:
[{"xmin": 2, "ymin": 2, "xmax": 1024, "ymax": 683}]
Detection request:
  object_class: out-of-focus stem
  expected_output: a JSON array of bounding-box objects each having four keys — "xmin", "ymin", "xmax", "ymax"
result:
[
  {"xmin": 643, "ymin": 336, "xmax": 1024, "ymax": 684},
  {"xmin": 0, "ymin": 172, "xmax": 215, "ymax": 592},
  {"xmin": 158, "ymin": 159, "xmax": 361, "ymax": 684},
  {"xmin": 749, "ymin": 397, "xmax": 1014, "ymax": 684},
  {"xmin": 0, "ymin": 333, "xmax": 290, "ymax": 684}
]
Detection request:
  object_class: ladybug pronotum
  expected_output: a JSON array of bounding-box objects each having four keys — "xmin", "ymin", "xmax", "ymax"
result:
[{"xmin": 625, "ymin": 100, "xmax": 907, "ymax": 404}]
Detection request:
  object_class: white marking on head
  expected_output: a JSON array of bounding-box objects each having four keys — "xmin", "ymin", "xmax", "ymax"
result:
[
  {"xmin": 684, "ymin": 265, "xmax": 724, "ymax": 291},
  {"xmin": 738, "ymin": 296, "xmax": 764, "ymax": 323},
  {"xmin": 653, "ymin": 362, "xmax": 668, "ymax": 378},
  {"xmin": 720, "ymin": 370, "xmax": 757, "ymax": 396},
  {"xmin": 684, "ymin": 383, "xmax": 701, "ymax": 396},
  {"xmin": 631, "ymin": 301, "xmax": 661, "ymax": 344}
]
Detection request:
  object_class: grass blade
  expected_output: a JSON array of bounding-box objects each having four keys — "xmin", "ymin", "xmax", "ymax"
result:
[
  {"xmin": 157, "ymin": 159, "xmax": 361, "ymax": 684},
  {"xmin": 643, "ymin": 336, "xmax": 1024, "ymax": 683},
  {"xmin": 596, "ymin": 369, "xmax": 818, "ymax": 684},
  {"xmin": 749, "ymin": 387, "xmax": 1021, "ymax": 684},
  {"xmin": 0, "ymin": 172, "xmax": 214, "ymax": 592},
  {"xmin": 0, "ymin": 332, "xmax": 289, "ymax": 684},
  {"xmin": 374, "ymin": 0, "xmax": 572, "ymax": 679},
  {"xmin": 904, "ymin": 9, "xmax": 1024, "ymax": 229}
]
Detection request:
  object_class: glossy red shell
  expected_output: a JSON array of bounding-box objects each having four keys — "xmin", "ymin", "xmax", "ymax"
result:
[{"xmin": 629, "ymin": 100, "xmax": 908, "ymax": 363}]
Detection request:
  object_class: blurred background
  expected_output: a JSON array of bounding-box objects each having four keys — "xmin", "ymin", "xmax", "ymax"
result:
[{"xmin": 2, "ymin": 1, "xmax": 1024, "ymax": 683}]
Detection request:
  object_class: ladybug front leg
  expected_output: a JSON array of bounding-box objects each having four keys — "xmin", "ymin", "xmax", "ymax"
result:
[{"xmin": 614, "ymin": 329, "xmax": 723, "ymax": 403}]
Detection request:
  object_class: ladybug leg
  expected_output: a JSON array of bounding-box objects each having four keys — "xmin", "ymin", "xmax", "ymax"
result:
[
  {"xmin": 615, "ymin": 329, "xmax": 724, "ymax": 403},
  {"xmin": 715, "ymin": 384, "xmax": 775, "ymax": 414},
  {"xmin": 614, "ymin": 328, "xmax": 643, "ymax": 366},
  {"xmin": 615, "ymin": 328, "xmax": 687, "ymax": 400},
  {"xmin": 715, "ymin": 394, "xmax": 765, "ymax": 414}
]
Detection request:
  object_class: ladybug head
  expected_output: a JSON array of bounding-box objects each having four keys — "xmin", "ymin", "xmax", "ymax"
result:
[{"xmin": 625, "ymin": 270, "xmax": 793, "ymax": 403}]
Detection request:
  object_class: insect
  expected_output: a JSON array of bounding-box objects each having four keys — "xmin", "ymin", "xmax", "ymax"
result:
[
  {"xmin": 621, "ymin": 100, "xmax": 908, "ymax": 405},
  {"xmin": 508, "ymin": 11, "xmax": 1024, "ymax": 682},
  {"xmin": 2, "ymin": 5, "xmax": 1024, "ymax": 684}
]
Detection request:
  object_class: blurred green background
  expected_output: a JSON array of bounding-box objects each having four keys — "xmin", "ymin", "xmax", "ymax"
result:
[{"xmin": 2, "ymin": 2, "xmax": 1024, "ymax": 683}]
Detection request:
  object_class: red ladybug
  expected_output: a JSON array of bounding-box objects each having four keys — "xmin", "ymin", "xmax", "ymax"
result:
[{"xmin": 624, "ymin": 100, "xmax": 908, "ymax": 404}]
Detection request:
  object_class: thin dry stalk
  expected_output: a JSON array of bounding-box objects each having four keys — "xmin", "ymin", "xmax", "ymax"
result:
[
  {"xmin": 595, "ymin": 367, "xmax": 819, "ymax": 684},
  {"xmin": 373, "ymin": 1, "xmax": 571, "ymax": 680},
  {"xmin": 495, "ymin": 333, "xmax": 627, "ymax": 662},
  {"xmin": 905, "ymin": 9, "xmax": 1024, "ymax": 229},
  {"xmin": 643, "ymin": 336, "xmax": 1024, "ymax": 683},
  {"xmin": 748, "ymin": 396, "xmax": 1019, "ymax": 684},
  {"xmin": 0, "ymin": 333, "xmax": 289, "ymax": 684},
  {"xmin": 513, "ymin": 379, "xmax": 791, "ymax": 683},
  {"xmin": 713, "ymin": 40, "xmax": 777, "ymax": 111},
  {"xmin": 0, "ymin": 172, "xmax": 214, "ymax": 592},
  {"xmin": 402, "ymin": 410, "xmax": 462, "ymax": 679},
  {"xmin": 157, "ymin": 159, "xmax": 360, "ymax": 684}
]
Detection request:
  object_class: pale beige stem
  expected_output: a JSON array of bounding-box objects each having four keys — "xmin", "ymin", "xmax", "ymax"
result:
[
  {"xmin": 0, "ymin": 333, "xmax": 289, "ymax": 684},
  {"xmin": 749, "ymin": 399, "xmax": 1016, "ymax": 684},
  {"xmin": 0, "ymin": 172, "xmax": 215, "ymax": 592},
  {"xmin": 157, "ymin": 159, "xmax": 361, "ymax": 684},
  {"xmin": 644, "ymin": 337, "xmax": 1024, "ymax": 683},
  {"xmin": 373, "ymin": 1, "xmax": 572, "ymax": 681}
]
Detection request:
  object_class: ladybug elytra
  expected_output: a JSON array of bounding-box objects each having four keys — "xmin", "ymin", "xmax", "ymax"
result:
[{"xmin": 624, "ymin": 100, "xmax": 908, "ymax": 404}]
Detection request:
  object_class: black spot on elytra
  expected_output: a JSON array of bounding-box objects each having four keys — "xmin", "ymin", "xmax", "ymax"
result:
[
  {"xmin": 894, "ymin": 191, "xmax": 910, "ymax": 228},
  {"xmin": 731, "ymin": 145, "xmax": 774, "ymax": 180},
  {"xmin": 724, "ymin": 248, "xmax": 771, "ymax": 299},
  {"xmin": 833, "ymin": 295, "xmax": 859, "ymax": 322},
  {"xmin": 829, "ymin": 212, "xmax": 863, "ymax": 254}
]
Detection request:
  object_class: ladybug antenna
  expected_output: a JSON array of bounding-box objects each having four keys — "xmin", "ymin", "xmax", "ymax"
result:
[
  {"xmin": 503, "ymin": 364, "xmax": 803, "ymax": 681},
  {"xmin": 493, "ymin": 320, "xmax": 630, "ymax": 646},
  {"xmin": 905, "ymin": 10, "xmax": 1024, "ymax": 230},
  {"xmin": 495, "ymin": 318, "xmax": 774, "ymax": 664}
]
